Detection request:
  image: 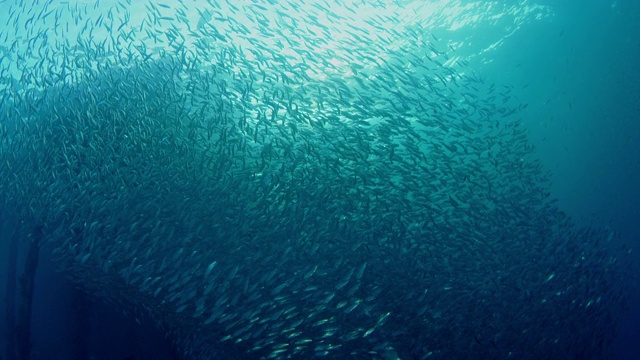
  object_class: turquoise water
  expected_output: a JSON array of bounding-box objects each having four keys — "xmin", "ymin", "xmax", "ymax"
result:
[{"xmin": 0, "ymin": 0, "xmax": 637, "ymax": 359}]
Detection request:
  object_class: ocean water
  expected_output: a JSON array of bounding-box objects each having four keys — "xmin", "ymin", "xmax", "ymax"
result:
[{"xmin": 0, "ymin": 0, "xmax": 638, "ymax": 359}]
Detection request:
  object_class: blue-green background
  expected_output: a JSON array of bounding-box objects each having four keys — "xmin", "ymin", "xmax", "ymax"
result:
[{"xmin": 0, "ymin": 0, "xmax": 638, "ymax": 358}]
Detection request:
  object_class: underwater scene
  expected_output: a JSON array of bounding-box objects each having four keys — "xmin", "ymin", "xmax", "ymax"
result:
[{"xmin": 0, "ymin": 0, "xmax": 638, "ymax": 359}]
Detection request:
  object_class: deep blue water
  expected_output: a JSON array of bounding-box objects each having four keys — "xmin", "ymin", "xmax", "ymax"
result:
[
  {"xmin": 1, "ymin": 0, "xmax": 638, "ymax": 359},
  {"xmin": 491, "ymin": 2, "xmax": 640, "ymax": 357}
]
